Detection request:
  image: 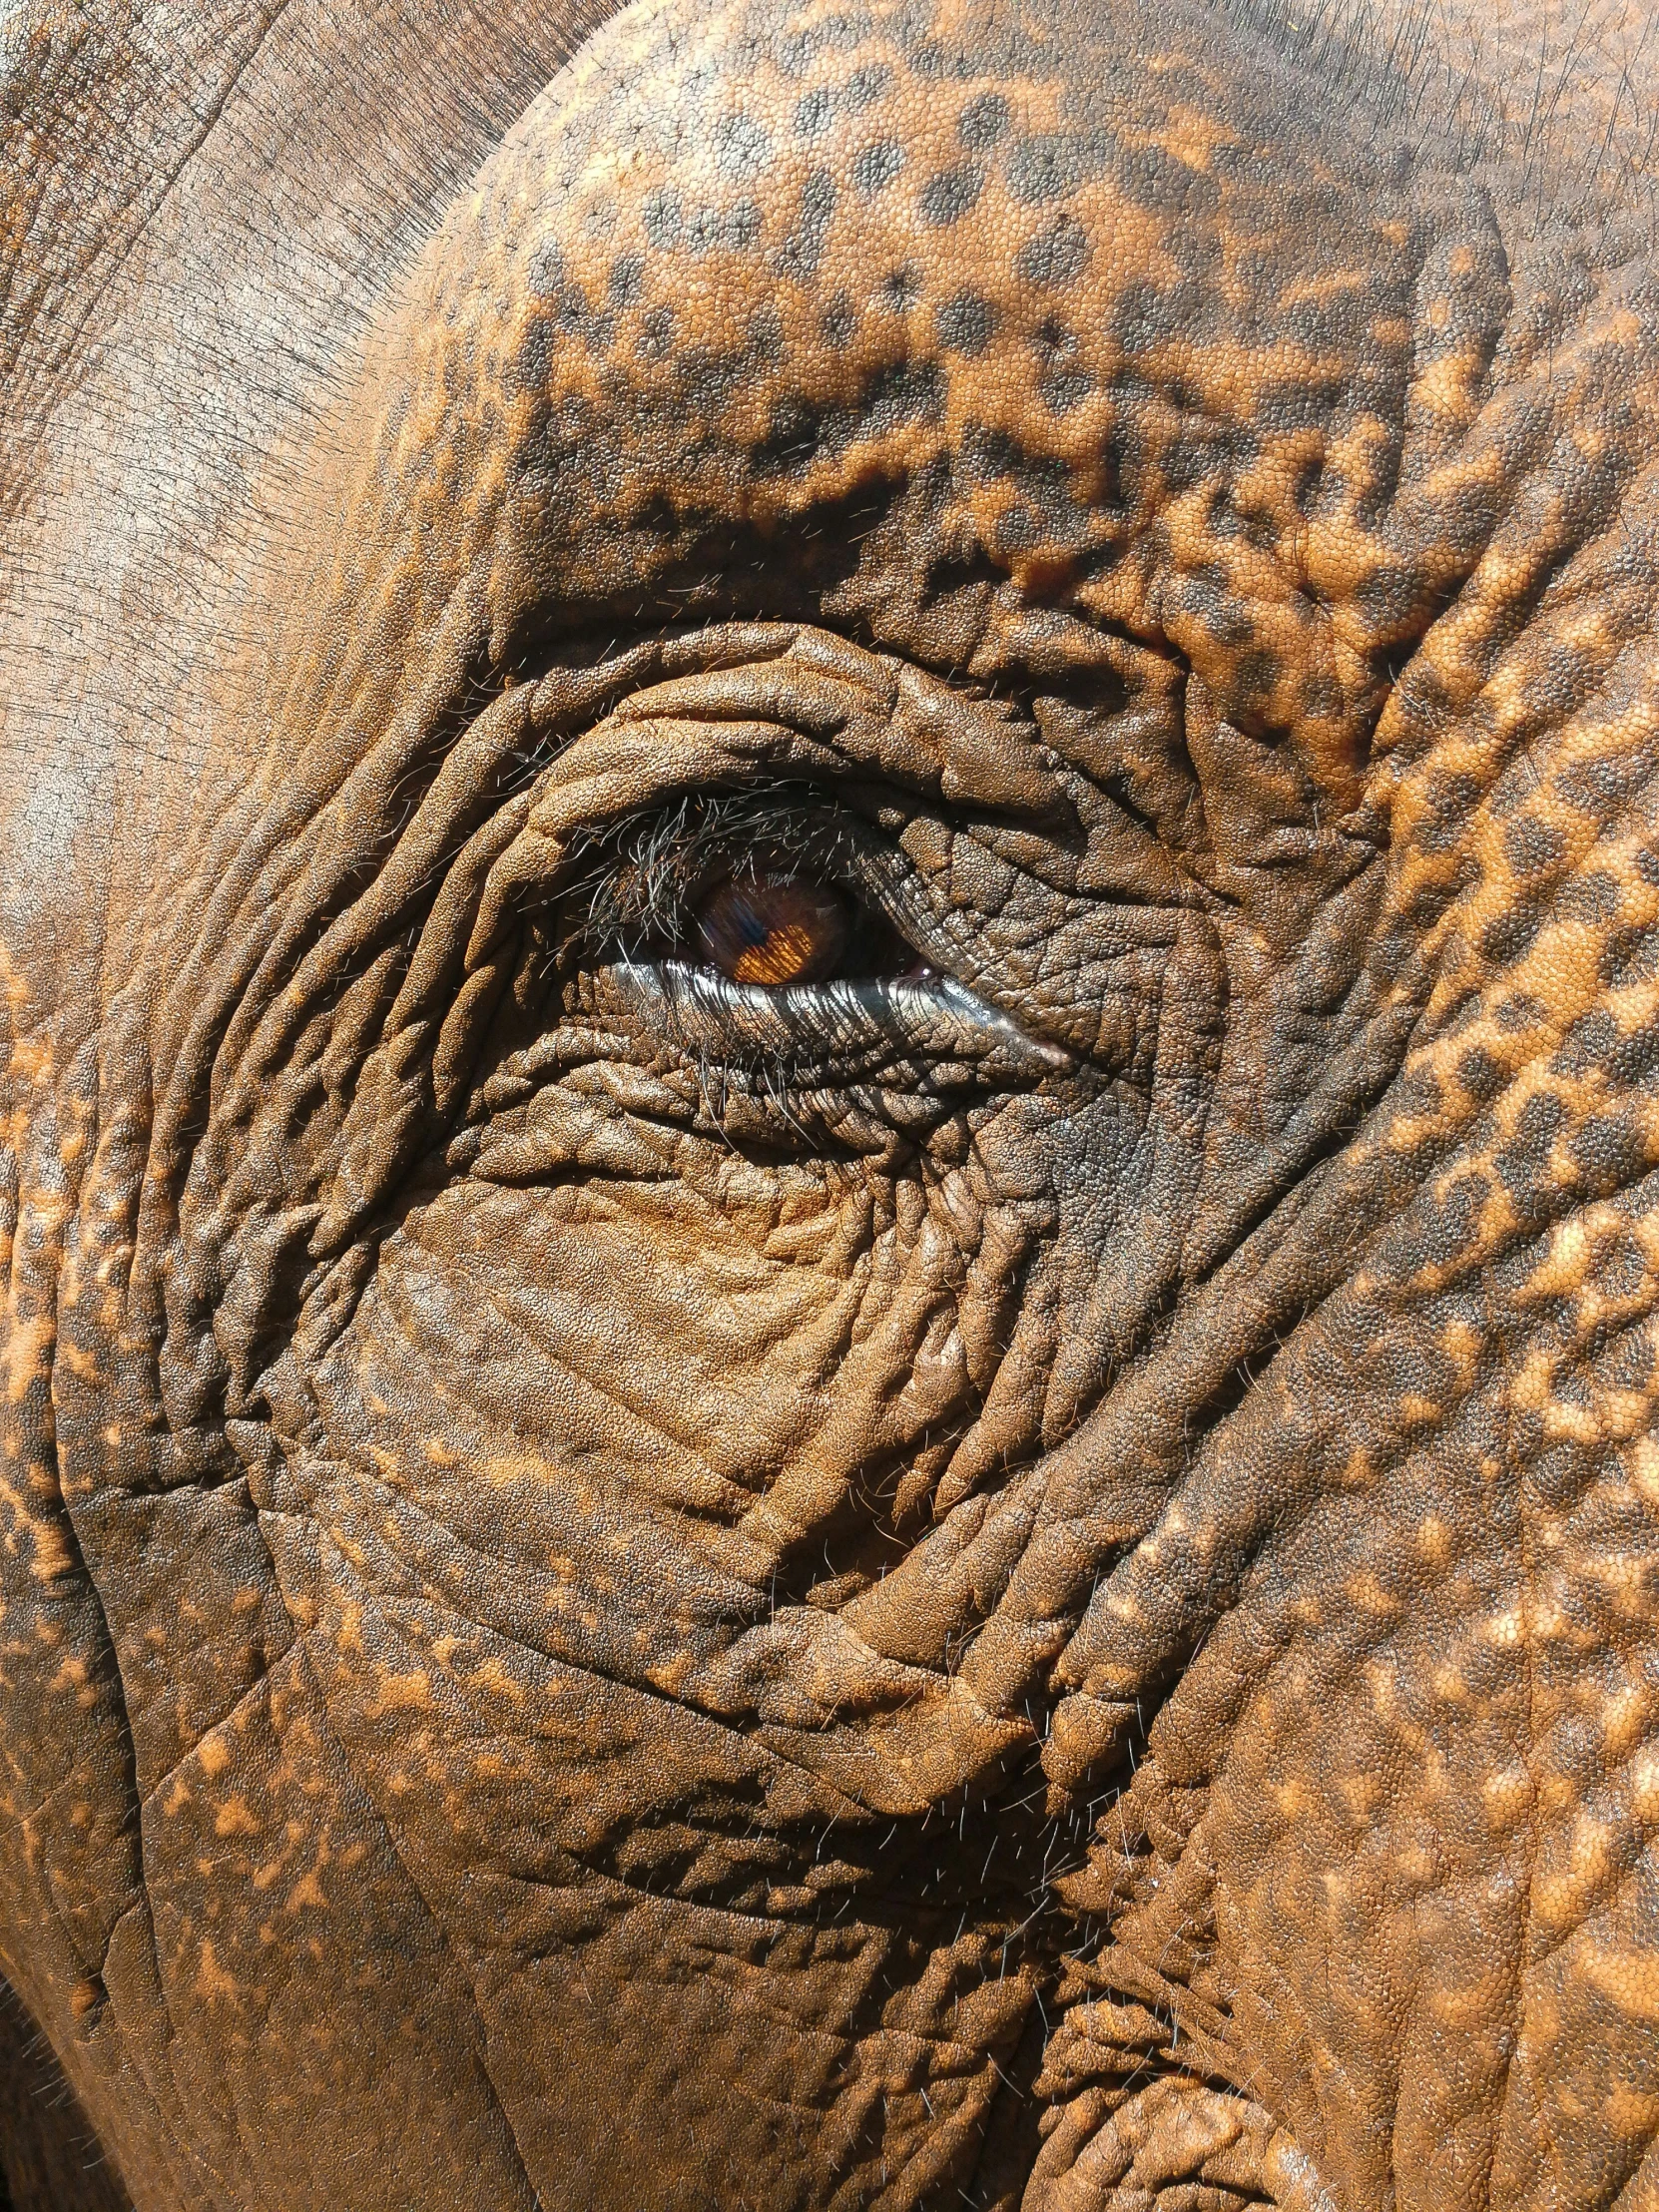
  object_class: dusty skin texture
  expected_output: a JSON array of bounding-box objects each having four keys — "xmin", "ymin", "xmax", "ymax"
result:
[{"xmin": 4, "ymin": 0, "xmax": 1659, "ymax": 2206}]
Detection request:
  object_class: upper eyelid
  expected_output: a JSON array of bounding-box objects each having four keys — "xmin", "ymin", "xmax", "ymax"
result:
[
  {"xmin": 566, "ymin": 795, "xmax": 898, "ymax": 925},
  {"xmin": 463, "ymin": 624, "xmax": 1075, "ymax": 968}
]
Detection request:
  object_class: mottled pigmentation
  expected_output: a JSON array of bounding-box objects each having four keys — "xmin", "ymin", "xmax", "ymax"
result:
[{"xmin": 4, "ymin": 1, "xmax": 1659, "ymax": 2210}]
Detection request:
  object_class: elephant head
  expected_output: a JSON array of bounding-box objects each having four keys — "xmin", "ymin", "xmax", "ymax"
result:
[{"xmin": 3, "ymin": 2, "xmax": 1659, "ymax": 2207}]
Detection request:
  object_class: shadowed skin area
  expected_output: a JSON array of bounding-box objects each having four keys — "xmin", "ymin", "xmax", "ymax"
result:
[{"xmin": 4, "ymin": 0, "xmax": 1659, "ymax": 2207}]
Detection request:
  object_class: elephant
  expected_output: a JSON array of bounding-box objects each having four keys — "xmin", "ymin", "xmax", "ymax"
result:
[{"xmin": 4, "ymin": 0, "xmax": 1659, "ymax": 2204}]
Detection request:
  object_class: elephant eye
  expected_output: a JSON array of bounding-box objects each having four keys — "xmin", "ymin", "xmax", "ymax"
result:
[
  {"xmin": 494, "ymin": 793, "xmax": 1071, "ymax": 1158},
  {"xmin": 694, "ymin": 875, "xmax": 851, "ymax": 985},
  {"xmin": 565, "ymin": 794, "xmax": 929, "ymax": 988}
]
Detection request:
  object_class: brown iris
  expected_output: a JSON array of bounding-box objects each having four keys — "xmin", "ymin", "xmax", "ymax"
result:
[{"xmin": 695, "ymin": 875, "xmax": 851, "ymax": 985}]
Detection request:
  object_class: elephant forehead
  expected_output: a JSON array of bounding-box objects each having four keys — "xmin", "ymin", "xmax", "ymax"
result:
[
  {"xmin": 299, "ymin": 0, "xmax": 1494, "ymax": 781},
  {"xmin": 442, "ymin": 0, "xmax": 1383, "ymax": 517}
]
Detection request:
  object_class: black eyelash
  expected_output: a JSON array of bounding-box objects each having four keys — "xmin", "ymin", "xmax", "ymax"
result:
[{"xmin": 555, "ymin": 788, "xmax": 880, "ymax": 969}]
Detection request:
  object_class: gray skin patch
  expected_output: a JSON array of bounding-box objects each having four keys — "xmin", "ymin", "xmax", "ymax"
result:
[
  {"xmin": 935, "ymin": 288, "xmax": 995, "ymax": 354},
  {"xmin": 917, "ymin": 159, "xmax": 985, "ymax": 224},
  {"xmin": 851, "ymin": 136, "xmax": 904, "ymax": 192},
  {"xmin": 713, "ymin": 111, "xmax": 772, "ymax": 179},
  {"xmin": 958, "ymin": 89, "xmax": 1010, "ymax": 148},
  {"xmin": 1016, "ymin": 213, "xmax": 1091, "ymax": 287}
]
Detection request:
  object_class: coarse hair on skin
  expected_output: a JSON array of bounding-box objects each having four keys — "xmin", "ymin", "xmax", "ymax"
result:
[
  {"xmin": 883, "ymin": 0, "xmax": 1657, "ymax": 238},
  {"xmin": 1207, "ymin": 0, "xmax": 1659, "ymax": 230}
]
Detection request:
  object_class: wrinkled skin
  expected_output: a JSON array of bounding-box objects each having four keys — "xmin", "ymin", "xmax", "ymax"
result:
[{"xmin": 4, "ymin": 1, "xmax": 1659, "ymax": 2207}]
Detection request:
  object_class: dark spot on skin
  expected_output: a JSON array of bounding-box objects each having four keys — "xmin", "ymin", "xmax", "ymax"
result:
[
  {"xmin": 817, "ymin": 10, "xmax": 872, "ymax": 52},
  {"xmin": 1122, "ymin": 143, "xmax": 1196, "ymax": 214},
  {"xmin": 1558, "ymin": 743, "xmax": 1659, "ymax": 816},
  {"xmin": 1232, "ymin": 649, "xmax": 1281, "ymax": 707},
  {"xmin": 688, "ymin": 200, "xmax": 762, "ymax": 253},
  {"xmin": 1559, "ymin": 1009, "xmax": 1659, "ymax": 1088},
  {"xmin": 759, "ymin": 398, "xmax": 823, "ymax": 469},
  {"xmin": 957, "ymin": 425, "xmax": 1080, "ymax": 539},
  {"xmin": 852, "ymin": 139, "xmax": 904, "ymax": 194},
  {"xmin": 1032, "ymin": 312, "xmax": 1092, "ymax": 411},
  {"xmin": 1495, "ymin": 992, "xmax": 1549, "ymax": 1032},
  {"xmin": 1016, "ymin": 215, "xmax": 1090, "ymax": 288},
  {"xmin": 935, "ymin": 290, "xmax": 994, "ymax": 355},
  {"xmin": 958, "ymin": 91, "xmax": 1010, "ymax": 149},
  {"xmin": 1252, "ymin": 380, "xmax": 1329, "ymax": 440},
  {"xmin": 843, "ymin": 62, "xmax": 891, "ymax": 110},
  {"xmin": 643, "ymin": 187, "xmax": 682, "ymax": 249},
  {"xmin": 774, "ymin": 26, "xmax": 817, "ymax": 76},
  {"xmin": 1569, "ymin": 1111, "xmax": 1649, "ymax": 1189},
  {"xmin": 925, "ymin": 544, "xmax": 1006, "ymax": 607},
  {"xmin": 1391, "ymin": 1069, "xmax": 1446, "ymax": 1124},
  {"xmin": 514, "ymin": 319, "xmax": 553, "ymax": 392},
  {"xmin": 1413, "ymin": 1171, "xmax": 1486, "ymax": 1264},
  {"xmin": 1456, "ymin": 1047, "xmax": 1506, "ymax": 1103},
  {"xmin": 1007, "ymin": 131, "xmax": 1111, "ymax": 205},
  {"xmin": 859, "ymin": 357, "xmax": 945, "ymax": 436},
  {"xmin": 1417, "ymin": 772, "xmax": 1484, "ymax": 851},
  {"xmin": 1039, "ymin": 367, "xmax": 1094, "ymax": 414},
  {"xmin": 1597, "ymin": 1017, "xmax": 1659, "ymax": 1087},
  {"xmin": 1303, "ymin": 674, "xmax": 1344, "ymax": 722},
  {"xmin": 1556, "ymin": 868, "xmax": 1619, "ymax": 924},
  {"xmin": 609, "ymin": 256, "xmax": 645, "ymax": 305},
  {"xmin": 527, "ymin": 240, "xmax": 568, "ymax": 298},
  {"xmin": 1480, "ymin": 902, "xmax": 1546, "ymax": 966},
  {"xmin": 775, "ymin": 167, "xmax": 837, "ymax": 277},
  {"xmin": 638, "ymin": 304, "xmax": 676, "ymax": 361},
  {"xmin": 714, "ymin": 112, "xmax": 771, "ymax": 180},
  {"xmin": 749, "ymin": 302, "xmax": 785, "ymax": 359},
  {"xmin": 1503, "ymin": 816, "xmax": 1566, "ymax": 878},
  {"xmin": 795, "ymin": 87, "xmax": 832, "ymax": 140},
  {"xmin": 995, "ymin": 505, "xmax": 1039, "ymax": 551},
  {"xmin": 821, "ymin": 293, "xmax": 857, "ymax": 348},
  {"xmin": 1601, "ymin": 925, "xmax": 1659, "ymax": 988},
  {"xmin": 755, "ymin": 354, "xmax": 946, "ymax": 471},
  {"xmin": 581, "ymin": 310, "xmax": 619, "ymax": 356},
  {"xmin": 1351, "ymin": 565, "xmax": 1426, "ymax": 635},
  {"xmin": 880, "ymin": 266, "xmax": 920, "ymax": 311},
  {"xmin": 918, "ymin": 163, "xmax": 985, "ymax": 226}
]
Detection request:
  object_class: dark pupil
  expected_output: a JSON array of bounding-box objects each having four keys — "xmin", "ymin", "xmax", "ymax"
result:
[{"xmin": 696, "ymin": 877, "xmax": 850, "ymax": 985}]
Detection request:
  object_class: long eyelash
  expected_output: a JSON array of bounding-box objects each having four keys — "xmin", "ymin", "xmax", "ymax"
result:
[{"xmin": 556, "ymin": 788, "xmax": 863, "ymax": 964}]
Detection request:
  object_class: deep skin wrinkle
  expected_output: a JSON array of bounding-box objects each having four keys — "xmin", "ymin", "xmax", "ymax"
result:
[{"xmin": 4, "ymin": 3, "xmax": 1659, "ymax": 2209}]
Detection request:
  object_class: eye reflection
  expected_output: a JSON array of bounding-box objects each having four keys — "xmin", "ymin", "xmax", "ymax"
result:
[{"xmin": 695, "ymin": 876, "xmax": 851, "ymax": 985}]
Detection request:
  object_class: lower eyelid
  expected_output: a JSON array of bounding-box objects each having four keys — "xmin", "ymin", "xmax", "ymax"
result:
[{"xmin": 602, "ymin": 959, "xmax": 1072, "ymax": 1086}]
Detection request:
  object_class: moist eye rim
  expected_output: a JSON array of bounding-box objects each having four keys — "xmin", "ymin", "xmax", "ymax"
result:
[{"xmin": 605, "ymin": 956, "xmax": 1074, "ymax": 1082}]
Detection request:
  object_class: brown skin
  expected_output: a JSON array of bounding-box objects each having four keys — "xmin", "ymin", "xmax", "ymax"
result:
[{"xmin": 3, "ymin": 2, "xmax": 1659, "ymax": 2207}]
